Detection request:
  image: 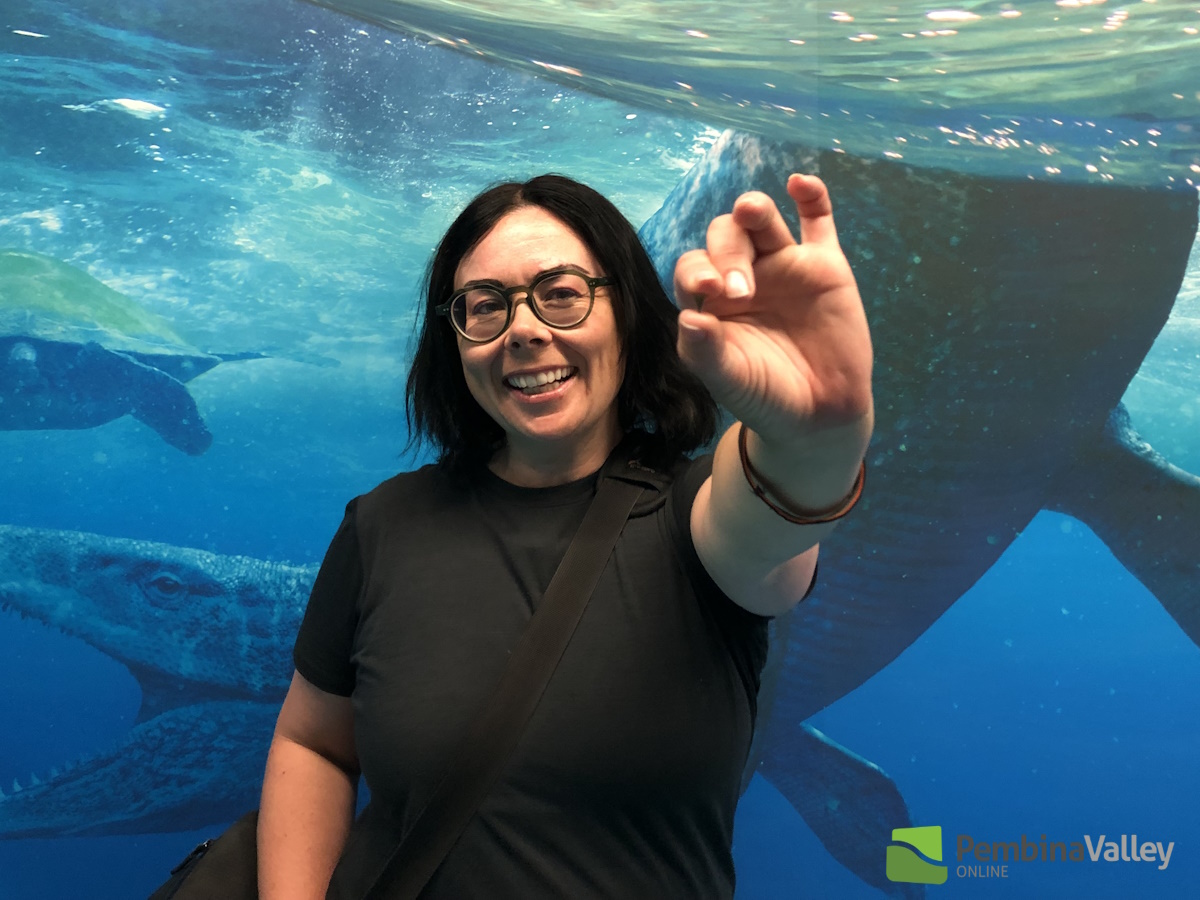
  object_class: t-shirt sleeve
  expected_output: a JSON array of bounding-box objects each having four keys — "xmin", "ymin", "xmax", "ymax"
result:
[
  {"xmin": 293, "ymin": 499, "xmax": 362, "ymax": 697},
  {"xmin": 666, "ymin": 454, "xmax": 722, "ymax": 600},
  {"xmin": 665, "ymin": 453, "xmax": 771, "ymax": 707}
]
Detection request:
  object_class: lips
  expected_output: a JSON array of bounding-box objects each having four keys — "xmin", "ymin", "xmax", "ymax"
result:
[{"xmin": 504, "ymin": 366, "xmax": 577, "ymax": 395}]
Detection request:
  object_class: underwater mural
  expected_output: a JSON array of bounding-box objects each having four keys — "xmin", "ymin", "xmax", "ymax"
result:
[{"xmin": 1, "ymin": 1, "xmax": 1198, "ymax": 898}]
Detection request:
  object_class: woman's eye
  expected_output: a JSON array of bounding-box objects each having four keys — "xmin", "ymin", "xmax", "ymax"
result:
[
  {"xmin": 541, "ymin": 287, "xmax": 584, "ymax": 304},
  {"xmin": 470, "ymin": 298, "xmax": 505, "ymax": 316}
]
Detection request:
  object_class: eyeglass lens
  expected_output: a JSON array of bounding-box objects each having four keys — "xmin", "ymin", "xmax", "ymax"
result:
[{"xmin": 451, "ymin": 270, "xmax": 593, "ymax": 341}]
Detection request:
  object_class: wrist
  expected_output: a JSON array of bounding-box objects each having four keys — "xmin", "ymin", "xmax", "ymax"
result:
[
  {"xmin": 738, "ymin": 423, "xmax": 865, "ymax": 525},
  {"xmin": 736, "ymin": 416, "xmax": 871, "ymax": 515}
]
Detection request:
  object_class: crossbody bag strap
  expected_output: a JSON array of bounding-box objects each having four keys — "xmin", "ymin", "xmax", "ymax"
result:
[{"xmin": 361, "ymin": 473, "xmax": 646, "ymax": 900}]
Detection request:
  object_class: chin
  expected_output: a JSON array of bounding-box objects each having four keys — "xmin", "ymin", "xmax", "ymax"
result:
[{"xmin": 506, "ymin": 410, "xmax": 597, "ymax": 444}]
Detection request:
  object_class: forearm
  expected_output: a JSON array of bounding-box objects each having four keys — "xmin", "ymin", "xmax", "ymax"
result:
[
  {"xmin": 258, "ymin": 734, "xmax": 358, "ymax": 900},
  {"xmin": 695, "ymin": 413, "xmax": 871, "ymax": 614}
]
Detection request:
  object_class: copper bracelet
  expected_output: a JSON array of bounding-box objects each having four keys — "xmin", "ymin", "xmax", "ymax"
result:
[{"xmin": 737, "ymin": 423, "xmax": 865, "ymax": 525}]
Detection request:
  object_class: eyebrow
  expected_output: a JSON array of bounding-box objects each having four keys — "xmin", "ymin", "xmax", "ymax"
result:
[{"xmin": 459, "ymin": 264, "xmax": 589, "ymax": 291}]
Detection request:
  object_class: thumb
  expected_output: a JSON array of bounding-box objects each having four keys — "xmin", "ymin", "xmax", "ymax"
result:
[{"xmin": 676, "ymin": 309, "xmax": 736, "ymax": 400}]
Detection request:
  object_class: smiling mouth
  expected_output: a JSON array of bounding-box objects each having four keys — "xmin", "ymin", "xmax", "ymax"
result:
[{"xmin": 504, "ymin": 366, "xmax": 577, "ymax": 395}]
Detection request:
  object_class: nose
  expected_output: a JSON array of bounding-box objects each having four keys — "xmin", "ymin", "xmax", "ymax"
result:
[{"xmin": 505, "ymin": 292, "xmax": 550, "ymax": 346}]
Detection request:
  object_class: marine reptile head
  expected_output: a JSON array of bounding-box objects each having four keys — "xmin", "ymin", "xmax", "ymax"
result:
[{"xmin": 0, "ymin": 525, "xmax": 316, "ymax": 837}]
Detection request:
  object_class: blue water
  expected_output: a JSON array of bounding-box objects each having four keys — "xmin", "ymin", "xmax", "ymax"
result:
[{"xmin": 2, "ymin": 1, "xmax": 1198, "ymax": 898}]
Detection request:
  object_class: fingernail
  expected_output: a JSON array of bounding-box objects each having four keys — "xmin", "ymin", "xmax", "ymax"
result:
[{"xmin": 726, "ymin": 270, "xmax": 749, "ymax": 299}]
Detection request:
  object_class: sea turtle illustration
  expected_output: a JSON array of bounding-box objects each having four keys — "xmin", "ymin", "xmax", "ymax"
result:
[{"xmin": 0, "ymin": 249, "xmax": 255, "ymax": 454}]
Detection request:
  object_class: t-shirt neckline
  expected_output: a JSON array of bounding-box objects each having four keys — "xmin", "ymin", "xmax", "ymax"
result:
[{"xmin": 475, "ymin": 463, "xmax": 600, "ymax": 508}]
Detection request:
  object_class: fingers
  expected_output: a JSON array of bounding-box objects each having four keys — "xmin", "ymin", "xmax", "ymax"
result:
[
  {"xmin": 706, "ymin": 191, "xmax": 801, "ymax": 299},
  {"xmin": 673, "ymin": 249, "xmax": 723, "ymax": 311},
  {"xmin": 674, "ymin": 203, "xmax": 776, "ymax": 308},
  {"xmin": 706, "ymin": 213, "xmax": 757, "ymax": 300},
  {"xmin": 675, "ymin": 307, "xmax": 732, "ymax": 397},
  {"xmin": 731, "ymin": 190, "xmax": 796, "ymax": 257},
  {"xmin": 672, "ymin": 174, "xmax": 840, "ymax": 309},
  {"xmin": 787, "ymin": 173, "xmax": 839, "ymax": 247}
]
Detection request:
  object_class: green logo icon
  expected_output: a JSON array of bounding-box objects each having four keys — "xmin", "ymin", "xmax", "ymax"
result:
[{"xmin": 887, "ymin": 825, "xmax": 949, "ymax": 885}]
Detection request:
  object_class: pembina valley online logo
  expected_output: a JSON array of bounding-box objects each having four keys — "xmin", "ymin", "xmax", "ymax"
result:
[{"xmin": 887, "ymin": 825, "xmax": 1177, "ymax": 886}]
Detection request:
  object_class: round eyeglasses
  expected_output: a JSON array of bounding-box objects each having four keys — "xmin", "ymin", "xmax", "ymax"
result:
[{"xmin": 436, "ymin": 266, "xmax": 613, "ymax": 343}]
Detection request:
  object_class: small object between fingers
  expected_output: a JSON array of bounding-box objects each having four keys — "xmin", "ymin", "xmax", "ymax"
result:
[{"xmin": 737, "ymin": 423, "xmax": 865, "ymax": 525}]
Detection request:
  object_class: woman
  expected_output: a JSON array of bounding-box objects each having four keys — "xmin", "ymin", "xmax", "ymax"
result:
[{"xmin": 258, "ymin": 172, "xmax": 873, "ymax": 899}]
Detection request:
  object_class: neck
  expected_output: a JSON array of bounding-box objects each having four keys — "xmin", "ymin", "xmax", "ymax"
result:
[{"xmin": 489, "ymin": 420, "xmax": 623, "ymax": 488}]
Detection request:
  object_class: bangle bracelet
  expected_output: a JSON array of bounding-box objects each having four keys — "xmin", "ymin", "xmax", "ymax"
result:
[{"xmin": 737, "ymin": 423, "xmax": 865, "ymax": 525}]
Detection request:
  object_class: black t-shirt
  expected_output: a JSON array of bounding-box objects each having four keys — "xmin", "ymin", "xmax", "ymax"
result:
[{"xmin": 294, "ymin": 446, "xmax": 770, "ymax": 899}]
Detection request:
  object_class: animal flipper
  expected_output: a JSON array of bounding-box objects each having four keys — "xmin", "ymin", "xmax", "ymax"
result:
[
  {"xmin": 759, "ymin": 724, "xmax": 924, "ymax": 899},
  {"xmin": 98, "ymin": 346, "xmax": 214, "ymax": 454},
  {"xmin": 1048, "ymin": 402, "xmax": 1200, "ymax": 647}
]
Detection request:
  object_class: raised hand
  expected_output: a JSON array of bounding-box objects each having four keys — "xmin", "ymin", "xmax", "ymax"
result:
[{"xmin": 672, "ymin": 174, "xmax": 873, "ymax": 452}]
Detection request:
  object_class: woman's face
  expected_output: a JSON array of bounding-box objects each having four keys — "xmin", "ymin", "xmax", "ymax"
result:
[{"xmin": 453, "ymin": 205, "xmax": 624, "ymax": 468}]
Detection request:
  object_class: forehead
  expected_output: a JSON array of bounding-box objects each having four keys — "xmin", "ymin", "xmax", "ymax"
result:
[{"xmin": 455, "ymin": 206, "xmax": 599, "ymax": 286}]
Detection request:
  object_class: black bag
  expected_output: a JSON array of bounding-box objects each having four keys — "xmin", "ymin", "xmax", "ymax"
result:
[
  {"xmin": 147, "ymin": 810, "xmax": 258, "ymax": 899},
  {"xmin": 147, "ymin": 464, "xmax": 646, "ymax": 900}
]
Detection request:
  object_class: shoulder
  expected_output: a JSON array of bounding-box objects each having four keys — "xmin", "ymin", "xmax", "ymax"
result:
[
  {"xmin": 356, "ymin": 463, "xmax": 467, "ymax": 516},
  {"xmin": 664, "ymin": 452, "xmax": 712, "ymax": 499},
  {"xmin": 628, "ymin": 450, "xmax": 719, "ymax": 585},
  {"xmin": 349, "ymin": 464, "xmax": 486, "ymax": 560},
  {"xmin": 607, "ymin": 430, "xmax": 711, "ymax": 518},
  {"xmin": 361, "ymin": 463, "xmax": 445, "ymax": 500},
  {"xmin": 654, "ymin": 451, "xmax": 713, "ymax": 524}
]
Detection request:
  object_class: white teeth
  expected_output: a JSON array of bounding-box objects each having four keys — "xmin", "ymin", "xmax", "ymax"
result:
[{"xmin": 506, "ymin": 367, "xmax": 573, "ymax": 390}]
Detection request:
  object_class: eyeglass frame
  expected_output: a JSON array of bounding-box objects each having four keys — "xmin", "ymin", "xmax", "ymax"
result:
[{"xmin": 435, "ymin": 265, "xmax": 614, "ymax": 344}]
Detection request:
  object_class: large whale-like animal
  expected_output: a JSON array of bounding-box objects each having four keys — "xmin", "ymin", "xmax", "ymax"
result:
[{"xmin": 640, "ymin": 131, "xmax": 1200, "ymax": 892}]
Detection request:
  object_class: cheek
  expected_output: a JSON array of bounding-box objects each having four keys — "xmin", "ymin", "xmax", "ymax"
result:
[{"xmin": 458, "ymin": 349, "xmax": 496, "ymax": 406}]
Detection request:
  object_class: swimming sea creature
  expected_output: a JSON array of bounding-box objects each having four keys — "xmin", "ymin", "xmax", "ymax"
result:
[
  {"xmin": 0, "ymin": 524, "xmax": 312, "ymax": 837},
  {"xmin": 0, "ymin": 249, "xmax": 258, "ymax": 454}
]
